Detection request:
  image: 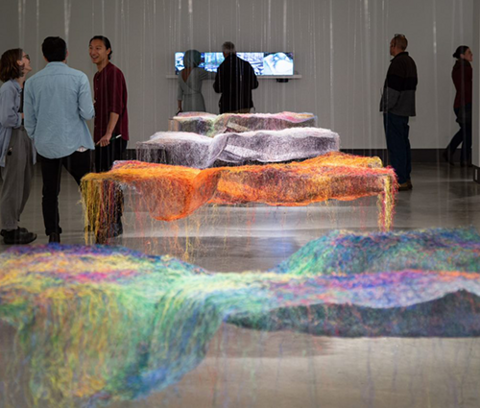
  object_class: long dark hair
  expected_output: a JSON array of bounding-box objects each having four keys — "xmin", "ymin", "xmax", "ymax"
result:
[
  {"xmin": 453, "ymin": 45, "xmax": 470, "ymax": 59},
  {"xmin": 0, "ymin": 48, "xmax": 23, "ymax": 82}
]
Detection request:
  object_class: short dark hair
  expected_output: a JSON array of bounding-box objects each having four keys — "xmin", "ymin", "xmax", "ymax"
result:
[
  {"xmin": 90, "ymin": 36, "xmax": 112, "ymax": 60},
  {"xmin": 0, "ymin": 48, "xmax": 23, "ymax": 82},
  {"xmin": 42, "ymin": 37, "xmax": 67, "ymax": 62},
  {"xmin": 392, "ymin": 34, "xmax": 408, "ymax": 51},
  {"xmin": 222, "ymin": 41, "xmax": 236, "ymax": 55},
  {"xmin": 453, "ymin": 45, "xmax": 470, "ymax": 59}
]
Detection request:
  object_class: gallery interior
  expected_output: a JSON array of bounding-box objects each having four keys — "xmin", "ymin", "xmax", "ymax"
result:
[{"xmin": 0, "ymin": 0, "xmax": 480, "ymax": 407}]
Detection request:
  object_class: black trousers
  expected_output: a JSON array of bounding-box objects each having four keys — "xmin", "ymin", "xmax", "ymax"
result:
[
  {"xmin": 446, "ymin": 106, "xmax": 472, "ymax": 164},
  {"xmin": 94, "ymin": 136, "xmax": 127, "ymax": 230},
  {"xmin": 39, "ymin": 150, "xmax": 93, "ymax": 236},
  {"xmin": 95, "ymin": 136, "xmax": 127, "ymax": 172}
]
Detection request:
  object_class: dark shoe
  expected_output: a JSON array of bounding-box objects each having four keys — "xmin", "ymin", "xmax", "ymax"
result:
[
  {"xmin": 398, "ymin": 181, "xmax": 413, "ymax": 191},
  {"xmin": 95, "ymin": 234, "xmax": 106, "ymax": 245},
  {"xmin": 109, "ymin": 221, "xmax": 123, "ymax": 238},
  {"xmin": 94, "ymin": 222, "xmax": 123, "ymax": 244},
  {"xmin": 442, "ymin": 150, "xmax": 454, "ymax": 166},
  {"xmin": 1, "ymin": 227, "xmax": 28, "ymax": 237},
  {"xmin": 48, "ymin": 232, "xmax": 61, "ymax": 243},
  {"xmin": 3, "ymin": 228, "xmax": 37, "ymax": 245}
]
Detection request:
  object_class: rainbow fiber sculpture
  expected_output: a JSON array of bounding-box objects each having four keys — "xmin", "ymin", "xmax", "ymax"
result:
[
  {"xmin": 233, "ymin": 227, "xmax": 480, "ymax": 335},
  {"xmin": 136, "ymin": 127, "xmax": 340, "ymax": 168},
  {"xmin": 169, "ymin": 111, "xmax": 317, "ymax": 137},
  {"xmin": 81, "ymin": 152, "xmax": 396, "ymax": 242},
  {"xmin": 1, "ymin": 228, "xmax": 479, "ymax": 406}
]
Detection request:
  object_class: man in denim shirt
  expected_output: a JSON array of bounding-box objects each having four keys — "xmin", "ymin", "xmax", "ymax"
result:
[{"xmin": 24, "ymin": 37, "xmax": 95, "ymax": 243}]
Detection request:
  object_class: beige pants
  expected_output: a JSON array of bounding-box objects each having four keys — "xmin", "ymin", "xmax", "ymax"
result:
[{"xmin": 0, "ymin": 127, "xmax": 35, "ymax": 230}]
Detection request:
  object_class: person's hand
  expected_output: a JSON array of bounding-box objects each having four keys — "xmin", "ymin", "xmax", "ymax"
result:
[{"xmin": 97, "ymin": 133, "xmax": 112, "ymax": 147}]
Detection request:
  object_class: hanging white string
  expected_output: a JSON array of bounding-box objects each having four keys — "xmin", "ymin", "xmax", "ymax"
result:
[
  {"xmin": 64, "ymin": 0, "xmax": 72, "ymax": 45},
  {"xmin": 18, "ymin": 0, "xmax": 26, "ymax": 47}
]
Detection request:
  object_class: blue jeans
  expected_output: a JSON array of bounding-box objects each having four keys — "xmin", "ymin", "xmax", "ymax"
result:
[{"xmin": 383, "ymin": 112, "xmax": 411, "ymax": 185}]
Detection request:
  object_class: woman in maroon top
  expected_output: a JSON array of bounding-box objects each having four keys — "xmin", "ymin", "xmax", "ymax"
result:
[{"xmin": 443, "ymin": 45, "xmax": 473, "ymax": 166}]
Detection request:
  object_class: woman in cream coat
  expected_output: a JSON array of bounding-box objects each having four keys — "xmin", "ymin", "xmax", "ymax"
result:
[{"xmin": 177, "ymin": 50, "xmax": 210, "ymax": 113}]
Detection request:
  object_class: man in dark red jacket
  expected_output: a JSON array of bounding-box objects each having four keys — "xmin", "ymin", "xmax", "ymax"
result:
[
  {"xmin": 89, "ymin": 36, "xmax": 129, "ymax": 171},
  {"xmin": 89, "ymin": 35, "xmax": 128, "ymax": 239},
  {"xmin": 213, "ymin": 42, "xmax": 259, "ymax": 114}
]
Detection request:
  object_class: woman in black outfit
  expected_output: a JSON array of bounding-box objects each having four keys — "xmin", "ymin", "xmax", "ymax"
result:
[{"xmin": 443, "ymin": 45, "xmax": 473, "ymax": 166}]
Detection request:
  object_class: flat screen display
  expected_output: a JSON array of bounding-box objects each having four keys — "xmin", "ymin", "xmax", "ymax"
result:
[{"xmin": 175, "ymin": 52, "xmax": 294, "ymax": 76}]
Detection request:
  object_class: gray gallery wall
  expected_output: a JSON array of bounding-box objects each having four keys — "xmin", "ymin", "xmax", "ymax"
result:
[{"xmin": 0, "ymin": 0, "xmax": 474, "ymax": 149}]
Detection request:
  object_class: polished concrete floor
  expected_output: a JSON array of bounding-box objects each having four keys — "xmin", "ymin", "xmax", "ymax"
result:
[{"xmin": 1, "ymin": 162, "xmax": 480, "ymax": 407}]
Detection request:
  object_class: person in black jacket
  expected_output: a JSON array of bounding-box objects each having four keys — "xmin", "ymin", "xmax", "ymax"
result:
[
  {"xmin": 443, "ymin": 45, "xmax": 473, "ymax": 167},
  {"xmin": 380, "ymin": 34, "xmax": 418, "ymax": 191},
  {"xmin": 213, "ymin": 42, "xmax": 259, "ymax": 114}
]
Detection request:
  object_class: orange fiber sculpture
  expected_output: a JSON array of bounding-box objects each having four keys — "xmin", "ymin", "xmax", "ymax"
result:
[{"xmin": 81, "ymin": 152, "xmax": 397, "ymax": 242}]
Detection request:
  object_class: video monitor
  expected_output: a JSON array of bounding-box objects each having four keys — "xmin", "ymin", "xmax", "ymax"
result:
[
  {"xmin": 203, "ymin": 52, "xmax": 224, "ymax": 72},
  {"xmin": 236, "ymin": 52, "xmax": 264, "ymax": 75},
  {"xmin": 175, "ymin": 52, "xmax": 294, "ymax": 76},
  {"xmin": 262, "ymin": 52, "xmax": 294, "ymax": 76}
]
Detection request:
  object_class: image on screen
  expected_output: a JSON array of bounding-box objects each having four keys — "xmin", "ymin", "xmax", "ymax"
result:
[
  {"xmin": 262, "ymin": 52, "xmax": 294, "ymax": 76},
  {"xmin": 175, "ymin": 52, "xmax": 185, "ymax": 73},
  {"xmin": 175, "ymin": 52, "xmax": 294, "ymax": 76},
  {"xmin": 236, "ymin": 52, "xmax": 265, "ymax": 75},
  {"xmin": 204, "ymin": 52, "xmax": 225, "ymax": 72},
  {"xmin": 175, "ymin": 52, "xmax": 208, "ymax": 74}
]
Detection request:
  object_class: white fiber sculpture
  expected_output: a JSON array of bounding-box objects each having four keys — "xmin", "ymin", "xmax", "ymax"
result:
[{"xmin": 137, "ymin": 127, "xmax": 340, "ymax": 169}]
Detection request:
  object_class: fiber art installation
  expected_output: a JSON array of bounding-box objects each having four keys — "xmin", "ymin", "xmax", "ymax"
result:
[
  {"xmin": 233, "ymin": 227, "xmax": 480, "ymax": 336},
  {"xmin": 81, "ymin": 152, "xmax": 396, "ymax": 243},
  {"xmin": 1, "ymin": 228, "xmax": 479, "ymax": 406},
  {"xmin": 136, "ymin": 127, "xmax": 340, "ymax": 168},
  {"xmin": 169, "ymin": 111, "xmax": 317, "ymax": 137}
]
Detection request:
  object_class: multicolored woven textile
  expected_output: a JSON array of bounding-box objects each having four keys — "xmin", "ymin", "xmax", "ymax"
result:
[
  {"xmin": 169, "ymin": 111, "xmax": 317, "ymax": 137},
  {"xmin": 1, "ymin": 228, "xmax": 479, "ymax": 406},
  {"xmin": 81, "ymin": 152, "xmax": 396, "ymax": 242}
]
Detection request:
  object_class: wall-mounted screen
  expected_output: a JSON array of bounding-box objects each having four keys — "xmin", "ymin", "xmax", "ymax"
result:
[{"xmin": 175, "ymin": 52, "xmax": 294, "ymax": 76}]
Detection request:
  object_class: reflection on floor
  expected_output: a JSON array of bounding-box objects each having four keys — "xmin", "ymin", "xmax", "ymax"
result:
[{"xmin": 1, "ymin": 163, "xmax": 480, "ymax": 407}]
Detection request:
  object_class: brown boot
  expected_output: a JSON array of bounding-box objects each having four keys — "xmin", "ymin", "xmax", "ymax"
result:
[{"xmin": 398, "ymin": 181, "xmax": 413, "ymax": 191}]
